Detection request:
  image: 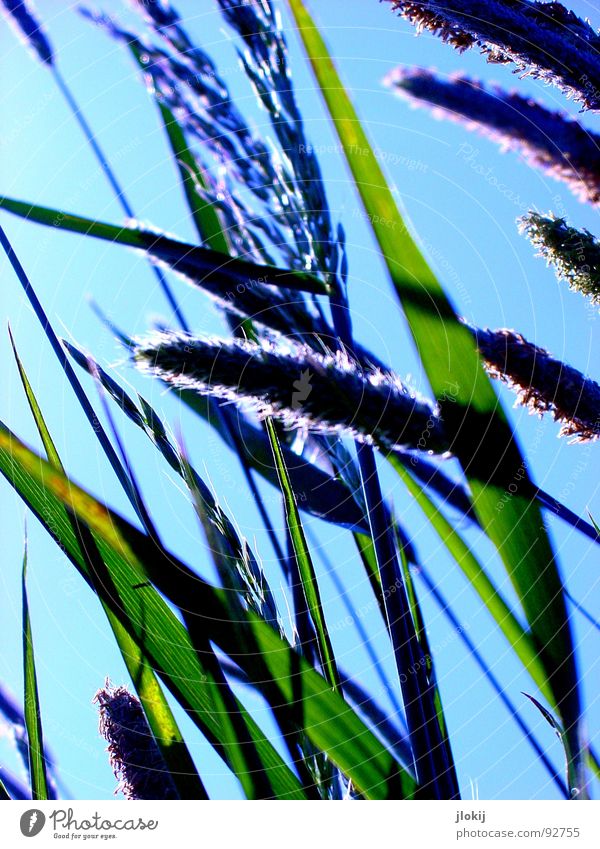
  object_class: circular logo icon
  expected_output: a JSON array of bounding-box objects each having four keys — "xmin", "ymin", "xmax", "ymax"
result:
[{"xmin": 20, "ymin": 810, "xmax": 46, "ymax": 837}]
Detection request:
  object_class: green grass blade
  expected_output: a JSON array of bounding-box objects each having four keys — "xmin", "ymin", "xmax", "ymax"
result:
[
  {"xmin": 0, "ymin": 424, "xmax": 416, "ymax": 799},
  {"xmin": 0, "ymin": 196, "xmax": 327, "ymax": 295},
  {"xmin": 127, "ymin": 33, "xmax": 230, "ymax": 255},
  {"xmin": 522, "ymin": 693, "xmax": 583, "ymax": 798},
  {"xmin": 394, "ymin": 524, "xmax": 458, "ymax": 790},
  {"xmin": 9, "ymin": 330, "xmax": 208, "ymax": 799},
  {"xmin": 156, "ymin": 100, "xmax": 230, "ymax": 253},
  {"xmin": 266, "ymin": 418, "xmax": 340, "ymax": 691},
  {"xmin": 286, "ymin": 0, "xmax": 582, "ymax": 788},
  {"xmin": 21, "ymin": 532, "xmax": 49, "ymax": 801},
  {"xmin": 128, "ymin": 41, "xmax": 230, "ymax": 253},
  {"xmin": 0, "ymin": 431, "xmax": 303, "ymax": 800},
  {"xmin": 391, "ymin": 456, "xmax": 552, "ymax": 704}
]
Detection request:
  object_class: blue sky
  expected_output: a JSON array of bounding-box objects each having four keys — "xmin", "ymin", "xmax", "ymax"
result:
[{"xmin": 0, "ymin": 0, "xmax": 599, "ymax": 800}]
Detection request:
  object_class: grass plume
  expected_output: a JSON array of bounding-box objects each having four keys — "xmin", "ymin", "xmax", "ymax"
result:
[
  {"xmin": 475, "ymin": 326, "xmax": 600, "ymax": 441},
  {"xmin": 385, "ymin": 68, "xmax": 600, "ymax": 205},
  {"xmin": 134, "ymin": 332, "xmax": 446, "ymax": 454},
  {"xmin": 520, "ymin": 212, "xmax": 600, "ymax": 307},
  {"xmin": 385, "ymin": 1, "xmax": 600, "ymax": 110},
  {"xmin": 94, "ymin": 681, "xmax": 178, "ymax": 800}
]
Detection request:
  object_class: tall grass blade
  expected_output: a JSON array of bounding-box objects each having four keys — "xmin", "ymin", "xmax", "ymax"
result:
[
  {"xmin": 0, "ymin": 424, "xmax": 417, "ymax": 799},
  {"xmin": 286, "ymin": 0, "xmax": 583, "ymax": 790},
  {"xmin": 418, "ymin": 569, "xmax": 569, "ymax": 798},
  {"xmin": 21, "ymin": 531, "xmax": 49, "ymax": 800},
  {"xmin": 391, "ymin": 456, "xmax": 552, "ymax": 704},
  {"xmin": 0, "ymin": 430, "xmax": 302, "ymax": 798},
  {"xmin": 266, "ymin": 418, "xmax": 340, "ymax": 691},
  {"xmin": 0, "ymin": 224, "xmax": 145, "ymax": 524},
  {"xmin": 0, "ymin": 197, "xmax": 328, "ymax": 295},
  {"xmin": 9, "ymin": 329, "xmax": 208, "ymax": 799}
]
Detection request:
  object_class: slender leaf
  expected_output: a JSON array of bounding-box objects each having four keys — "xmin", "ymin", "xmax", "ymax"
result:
[
  {"xmin": 0, "ymin": 423, "xmax": 416, "ymax": 799},
  {"xmin": 9, "ymin": 327, "xmax": 208, "ymax": 799},
  {"xmin": 0, "ymin": 430, "xmax": 304, "ymax": 799},
  {"xmin": 21, "ymin": 533, "xmax": 49, "ymax": 801},
  {"xmin": 287, "ymin": 0, "xmax": 582, "ymax": 787},
  {"xmin": 0, "ymin": 196, "xmax": 328, "ymax": 295},
  {"xmin": 266, "ymin": 418, "xmax": 340, "ymax": 691},
  {"xmin": 523, "ymin": 693, "xmax": 579, "ymax": 797},
  {"xmin": 391, "ymin": 456, "xmax": 553, "ymax": 705}
]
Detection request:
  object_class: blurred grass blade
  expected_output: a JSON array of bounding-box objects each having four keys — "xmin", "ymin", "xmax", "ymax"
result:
[
  {"xmin": 266, "ymin": 418, "xmax": 340, "ymax": 691},
  {"xmin": 287, "ymin": 0, "xmax": 582, "ymax": 788},
  {"xmin": 21, "ymin": 531, "xmax": 49, "ymax": 801},
  {"xmin": 0, "ymin": 774, "xmax": 11, "ymax": 801},
  {"xmin": 0, "ymin": 423, "xmax": 417, "ymax": 799},
  {"xmin": 0, "ymin": 767, "xmax": 29, "ymax": 800},
  {"xmin": 0, "ymin": 196, "xmax": 328, "ymax": 295},
  {"xmin": 9, "ymin": 329, "xmax": 208, "ymax": 800},
  {"xmin": 0, "ymin": 0, "xmax": 54, "ymax": 65}
]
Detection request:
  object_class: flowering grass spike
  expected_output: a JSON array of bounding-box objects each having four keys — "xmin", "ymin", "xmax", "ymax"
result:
[
  {"xmin": 94, "ymin": 681, "xmax": 177, "ymax": 800},
  {"xmin": 385, "ymin": 68, "xmax": 600, "ymax": 205},
  {"xmin": 520, "ymin": 212, "xmax": 600, "ymax": 307},
  {"xmin": 384, "ymin": 1, "xmax": 600, "ymax": 110},
  {"xmin": 134, "ymin": 332, "xmax": 446, "ymax": 454},
  {"xmin": 475, "ymin": 326, "xmax": 600, "ymax": 441}
]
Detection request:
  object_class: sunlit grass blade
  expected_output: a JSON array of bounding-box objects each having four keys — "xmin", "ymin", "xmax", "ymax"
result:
[
  {"xmin": 266, "ymin": 418, "xmax": 340, "ymax": 691},
  {"xmin": 0, "ymin": 423, "xmax": 417, "ymax": 799},
  {"xmin": 0, "ymin": 432, "xmax": 302, "ymax": 798},
  {"xmin": 391, "ymin": 456, "xmax": 552, "ymax": 703},
  {"xmin": 9, "ymin": 329, "xmax": 208, "ymax": 800},
  {"xmin": 0, "ymin": 197, "xmax": 328, "ymax": 295},
  {"xmin": 21, "ymin": 531, "xmax": 49, "ymax": 801},
  {"xmin": 286, "ymin": 0, "xmax": 583, "ymax": 790}
]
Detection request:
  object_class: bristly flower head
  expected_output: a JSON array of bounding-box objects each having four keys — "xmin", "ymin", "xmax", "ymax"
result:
[
  {"xmin": 134, "ymin": 332, "xmax": 447, "ymax": 455},
  {"xmin": 384, "ymin": 1, "xmax": 600, "ymax": 110},
  {"xmin": 1, "ymin": 0, "xmax": 54, "ymax": 64},
  {"xmin": 474, "ymin": 326, "xmax": 600, "ymax": 441},
  {"xmin": 94, "ymin": 681, "xmax": 177, "ymax": 800},
  {"xmin": 384, "ymin": 68, "xmax": 600, "ymax": 205},
  {"xmin": 519, "ymin": 212, "xmax": 600, "ymax": 306}
]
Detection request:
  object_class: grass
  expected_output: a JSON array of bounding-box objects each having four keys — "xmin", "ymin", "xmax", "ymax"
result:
[{"xmin": 0, "ymin": 0, "xmax": 598, "ymax": 800}]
